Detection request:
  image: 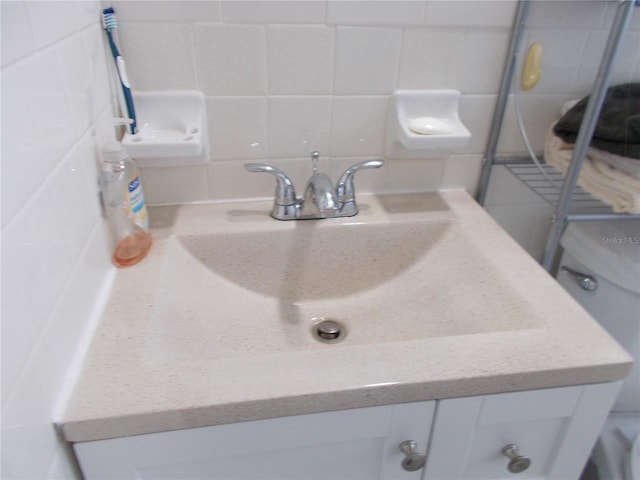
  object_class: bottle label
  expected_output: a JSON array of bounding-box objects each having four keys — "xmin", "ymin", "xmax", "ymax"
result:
[{"xmin": 126, "ymin": 174, "xmax": 148, "ymax": 229}]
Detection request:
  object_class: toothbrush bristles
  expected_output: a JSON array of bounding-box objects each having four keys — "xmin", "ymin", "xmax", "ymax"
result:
[{"xmin": 101, "ymin": 7, "xmax": 118, "ymax": 31}]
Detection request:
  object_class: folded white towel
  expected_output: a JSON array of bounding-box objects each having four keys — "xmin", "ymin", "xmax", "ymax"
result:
[
  {"xmin": 544, "ymin": 126, "xmax": 640, "ymax": 214},
  {"xmin": 588, "ymin": 146, "xmax": 640, "ymax": 180}
]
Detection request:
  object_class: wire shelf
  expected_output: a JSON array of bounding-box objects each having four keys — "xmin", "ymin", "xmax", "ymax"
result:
[{"xmin": 503, "ymin": 163, "xmax": 619, "ymax": 216}]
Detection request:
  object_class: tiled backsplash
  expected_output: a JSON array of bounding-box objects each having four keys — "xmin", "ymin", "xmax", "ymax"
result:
[{"xmin": 109, "ymin": 0, "xmax": 639, "ymax": 206}]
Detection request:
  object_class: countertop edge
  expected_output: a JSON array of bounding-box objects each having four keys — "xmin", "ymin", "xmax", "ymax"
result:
[{"xmin": 60, "ymin": 362, "xmax": 630, "ymax": 443}]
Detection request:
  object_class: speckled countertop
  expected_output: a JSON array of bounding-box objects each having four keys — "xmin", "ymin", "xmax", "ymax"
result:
[{"xmin": 58, "ymin": 191, "xmax": 632, "ymax": 442}]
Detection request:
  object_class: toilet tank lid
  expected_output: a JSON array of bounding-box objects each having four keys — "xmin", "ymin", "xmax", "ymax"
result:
[{"xmin": 561, "ymin": 221, "xmax": 640, "ymax": 294}]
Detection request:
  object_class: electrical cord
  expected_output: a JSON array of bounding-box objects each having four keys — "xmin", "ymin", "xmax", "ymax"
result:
[{"xmin": 512, "ymin": 47, "xmax": 562, "ymax": 191}]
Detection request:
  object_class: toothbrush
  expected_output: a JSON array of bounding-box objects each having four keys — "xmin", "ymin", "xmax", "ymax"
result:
[{"xmin": 102, "ymin": 7, "xmax": 137, "ymax": 135}]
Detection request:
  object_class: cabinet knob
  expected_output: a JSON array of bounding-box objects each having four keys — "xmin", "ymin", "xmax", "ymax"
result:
[
  {"xmin": 501, "ymin": 444, "xmax": 531, "ymax": 474},
  {"xmin": 399, "ymin": 440, "xmax": 426, "ymax": 472}
]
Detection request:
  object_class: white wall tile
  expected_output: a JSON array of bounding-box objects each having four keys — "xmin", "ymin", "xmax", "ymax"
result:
[
  {"xmin": 0, "ymin": 0, "xmax": 36, "ymax": 67},
  {"xmin": 110, "ymin": 1, "xmax": 221, "ymax": 23},
  {"xmin": 84, "ymin": 26, "xmax": 113, "ymax": 121},
  {"xmin": 222, "ymin": 0, "xmax": 325, "ymax": 24},
  {"xmin": 194, "ymin": 24, "xmax": 267, "ymax": 96},
  {"xmin": 1, "ymin": 224, "xmax": 40, "ymax": 402},
  {"xmin": 74, "ymin": 0, "xmax": 101, "ymax": 29},
  {"xmin": 399, "ymin": 28, "xmax": 509, "ymax": 94},
  {"xmin": 52, "ymin": 135, "xmax": 102, "ymax": 261},
  {"xmin": 526, "ymin": 1, "xmax": 606, "ymax": 29},
  {"xmin": 1, "ymin": 46, "xmax": 81, "ymax": 224},
  {"xmin": 25, "ymin": 1, "xmax": 83, "ymax": 49},
  {"xmin": 383, "ymin": 158, "xmax": 447, "ymax": 193},
  {"xmin": 10, "ymin": 179, "xmax": 77, "ymax": 334},
  {"xmin": 41, "ymin": 225, "xmax": 114, "ymax": 388},
  {"xmin": 1, "ymin": 420, "xmax": 60, "ymax": 479},
  {"xmin": 140, "ymin": 166, "xmax": 210, "ymax": 205},
  {"xmin": 575, "ymin": 30, "xmax": 640, "ymax": 91},
  {"xmin": 1, "ymin": 59, "xmax": 47, "ymax": 227},
  {"xmin": 55, "ymin": 31, "xmax": 96, "ymax": 135},
  {"xmin": 117, "ymin": 23, "xmax": 197, "ymax": 91},
  {"xmin": 268, "ymin": 96, "xmax": 332, "ymax": 158},
  {"xmin": 424, "ymin": 0, "xmax": 517, "ymax": 28},
  {"xmin": 330, "ymin": 96, "xmax": 388, "ymax": 156},
  {"xmin": 267, "ymin": 25, "xmax": 334, "ymax": 95},
  {"xmin": 485, "ymin": 201, "xmax": 554, "ymax": 261},
  {"xmin": 29, "ymin": 49, "xmax": 79, "ymax": 172},
  {"xmin": 456, "ymin": 94, "xmax": 496, "ymax": 155},
  {"xmin": 208, "ymin": 96, "xmax": 268, "ymax": 160},
  {"xmin": 328, "ymin": 0, "xmax": 426, "ymax": 26},
  {"xmin": 442, "ymin": 154, "xmax": 484, "ymax": 196},
  {"xmin": 334, "ymin": 27, "xmax": 401, "ymax": 95}
]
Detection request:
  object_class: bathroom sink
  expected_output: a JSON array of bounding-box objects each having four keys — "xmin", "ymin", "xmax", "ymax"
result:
[
  {"xmin": 60, "ymin": 191, "xmax": 633, "ymax": 443},
  {"xmin": 146, "ymin": 198, "xmax": 544, "ymax": 362}
]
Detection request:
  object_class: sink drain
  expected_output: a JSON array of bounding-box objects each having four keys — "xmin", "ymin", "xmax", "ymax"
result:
[{"xmin": 311, "ymin": 318, "xmax": 346, "ymax": 344}]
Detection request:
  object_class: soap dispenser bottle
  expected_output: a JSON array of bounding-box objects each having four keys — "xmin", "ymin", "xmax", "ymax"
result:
[
  {"xmin": 102, "ymin": 143, "xmax": 149, "ymax": 230},
  {"xmin": 100, "ymin": 143, "xmax": 152, "ymax": 267}
]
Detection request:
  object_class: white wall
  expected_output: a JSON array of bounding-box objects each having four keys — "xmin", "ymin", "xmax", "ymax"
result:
[
  {"xmin": 110, "ymin": 0, "xmax": 520, "ymax": 204},
  {"xmin": 1, "ymin": 1, "xmax": 115, "ymax": 478}
]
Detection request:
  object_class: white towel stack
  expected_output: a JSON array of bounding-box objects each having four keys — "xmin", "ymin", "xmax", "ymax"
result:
[{"xmin": 544, "ymin": 125, "xmax": 640, "ymax": 214}]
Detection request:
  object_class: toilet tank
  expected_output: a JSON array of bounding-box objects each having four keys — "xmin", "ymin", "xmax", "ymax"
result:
[{"xmin": 556, "ymin": 220, "xmax": 640, "ymax": 413}]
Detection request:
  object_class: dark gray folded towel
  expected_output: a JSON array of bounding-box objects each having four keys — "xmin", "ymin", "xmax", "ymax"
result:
[{"xmin": 553, "ymin": 82, "xmax": 640, "ymax": 160}]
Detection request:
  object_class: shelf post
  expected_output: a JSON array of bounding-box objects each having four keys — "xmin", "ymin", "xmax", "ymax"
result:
[
  {"xmin": 540, "ymin": 0, "xmax": 636, "ymax": 271},
  {"xmin": 477, "ymin": 0, "xmax": 531, "ymax": 205}
]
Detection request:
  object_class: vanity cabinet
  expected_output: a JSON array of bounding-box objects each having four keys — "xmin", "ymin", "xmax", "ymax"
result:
[
  {"xmin": 422, "ymin": 382, "xmax": 619, "ymax": 480},
  {"xmin": 73, "ymin": 401, "xmax": 436, "ymax": 480},
  {"xmin": 73, "ymin": 383, "xmax": 619, "ymax": 480}
]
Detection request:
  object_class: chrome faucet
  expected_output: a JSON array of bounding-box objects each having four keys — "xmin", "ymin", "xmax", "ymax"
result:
[{"xmin": 245, "ymin": 152, "xmax": 384, "ymax": 220}]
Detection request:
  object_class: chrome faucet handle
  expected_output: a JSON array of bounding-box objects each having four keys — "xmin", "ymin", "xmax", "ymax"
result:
[
  {"xmin": 245, "ymin": 163, "xmax": 300, "ymax": 220},
  {"xmin": 336, "ymin": 159, "xmax": 384, "ymax": 215},
  {"xmin": 245, "ymin": 163, "xmax": 297, "ymax": 206}
]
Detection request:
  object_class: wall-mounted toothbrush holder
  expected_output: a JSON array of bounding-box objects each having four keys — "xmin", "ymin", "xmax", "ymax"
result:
[
  {"xmin": 385, "ymin": 90, "xmax": 471, "ymax": 159},
  {"xmin": 121, "ymin": 91, "xmax": 209, "ymax": 167}
]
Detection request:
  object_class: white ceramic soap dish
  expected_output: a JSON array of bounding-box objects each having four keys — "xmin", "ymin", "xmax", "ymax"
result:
[
  {"xmin": 385, "ymin": 90, "xmax": 471, "ymax": 159},
  {"xmin": 121, "ymin": 91, "xmax": 209, "ymax": 167}
]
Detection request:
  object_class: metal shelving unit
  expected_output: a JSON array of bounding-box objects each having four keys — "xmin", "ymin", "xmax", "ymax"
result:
[{"xmin": 477, "ymin": 0, "xmax": 640, "ymax": 271}]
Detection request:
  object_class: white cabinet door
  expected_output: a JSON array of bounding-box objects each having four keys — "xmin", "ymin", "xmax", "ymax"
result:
[
  {"xmin": 422, "ymin": 382, "xmax": 621, "ymax": 480},
  {"xmin": 74, "ymin": 401, "xmax": 435, "ymax": 480}
]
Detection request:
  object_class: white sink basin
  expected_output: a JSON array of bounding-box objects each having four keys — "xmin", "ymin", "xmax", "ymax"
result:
[
  {"xmin": 146, "ymin": 198, "xmax": 543, "ymax": 362},
  {"xmin": 59, "ymin": 191, "xmax": 631, "ymax": 443}
]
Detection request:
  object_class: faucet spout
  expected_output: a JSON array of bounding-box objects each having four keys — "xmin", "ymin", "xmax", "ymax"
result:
[{"xmin": 301, "ymin": 172, "xmax": 338, "ymax": 218}]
